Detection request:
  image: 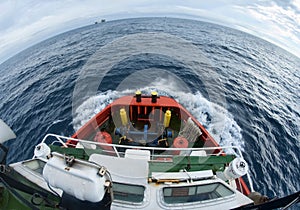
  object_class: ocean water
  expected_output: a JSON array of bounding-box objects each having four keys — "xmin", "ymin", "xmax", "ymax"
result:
[{"xmin": 0, "ymin": 17, "xmax": 299, "ymax": 203}]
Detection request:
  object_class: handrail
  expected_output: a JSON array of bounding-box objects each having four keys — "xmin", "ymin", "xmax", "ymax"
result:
[
  {"xmin": 42, "ymin": 133, "xmax": 239, "ymax": 153},
  {"xmin": 40, "ymin": 133, "xmax": 254, "ymax": 192}
]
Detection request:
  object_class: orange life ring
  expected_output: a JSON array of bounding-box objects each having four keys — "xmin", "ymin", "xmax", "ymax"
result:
[
  {"xmin": 173, "ymin": 137, "xmax": 188, "ymax": 155},
  {"xmin": 94, "ymin": 131, "xmax": 113, "ymax": 150}
]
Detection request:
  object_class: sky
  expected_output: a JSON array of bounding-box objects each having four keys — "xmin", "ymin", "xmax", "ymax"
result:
[{"xmin": 0, "ymin": 0, "xmax": 299, "ymax": 64}]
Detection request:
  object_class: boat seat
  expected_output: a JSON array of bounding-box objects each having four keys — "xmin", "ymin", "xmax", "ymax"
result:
[
  {"xmin": 89, "ymin": 153, "xmax": 149, "ymax": 185},
  {"xmin": 125, "ymin": 149, "xmax": 150, "ymax": 161}
]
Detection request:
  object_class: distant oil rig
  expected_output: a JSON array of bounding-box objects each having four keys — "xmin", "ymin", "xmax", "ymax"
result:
[{"xmin": 95, "ymin": 19, "xmax": 106, "ymax": 24}]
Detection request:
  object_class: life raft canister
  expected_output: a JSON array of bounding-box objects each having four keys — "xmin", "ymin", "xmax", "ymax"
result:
[
  {"xmin": 173, "ymin": 136, "xmax": 189, "ymax": 155},
  {"xmin": 94, "ymin": 131, "xmax": 113, "ymax": 151}
]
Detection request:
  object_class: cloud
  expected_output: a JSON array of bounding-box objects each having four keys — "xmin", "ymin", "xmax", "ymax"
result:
[
  {"xmin": 0, "ymin": 0, "xmax": 299, "ymax": 64},
  {"xmin": 0, "ymin": 0, "xmax": 132, "ymax": 64},
  {"xmin": 236, "ymin": 1, "xmax": 300, "ymax": 57}
]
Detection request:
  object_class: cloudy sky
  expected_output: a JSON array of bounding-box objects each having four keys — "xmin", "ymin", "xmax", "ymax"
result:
[{"xmin": 0, "ymin": 0, "xmax": 299, "ymax": 64}]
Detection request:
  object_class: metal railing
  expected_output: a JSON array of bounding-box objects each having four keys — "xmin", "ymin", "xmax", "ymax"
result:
[{"xmin": 40, "ymin": 133, "xmax": 254, "ymax": 192}]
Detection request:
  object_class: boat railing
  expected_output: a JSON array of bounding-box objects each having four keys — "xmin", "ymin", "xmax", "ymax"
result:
[
  {"xmin": 41, "ymin": 133, "xmax": 243, "ymax": 156},
  {"xmin": 40, "ymin": 133, "xmax": 254, "ymax": 192}
]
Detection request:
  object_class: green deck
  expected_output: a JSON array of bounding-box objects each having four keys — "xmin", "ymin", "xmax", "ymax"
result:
[
  {"xmin": 149, "ymin": 155, "xmax": 235, "ymax": 174},
  {"xmin": 0, "ymin": 167, "xmax": 60, "ymax": 210}
]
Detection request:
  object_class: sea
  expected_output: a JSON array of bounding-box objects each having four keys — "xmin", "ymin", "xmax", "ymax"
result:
[{"xmin": 0, "ymin": 17, "xmax": 299, "ymax": 205}]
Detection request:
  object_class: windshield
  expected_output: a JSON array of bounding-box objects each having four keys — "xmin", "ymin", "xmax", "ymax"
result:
[{"xmin": 163, "ymin": 182, "xmax": 234, "ymax": 204}]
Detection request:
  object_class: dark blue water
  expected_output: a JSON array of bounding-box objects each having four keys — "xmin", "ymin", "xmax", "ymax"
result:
[{"xmin": 0, "ymin": 17, "xmax": 299, "ymax": 202}]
